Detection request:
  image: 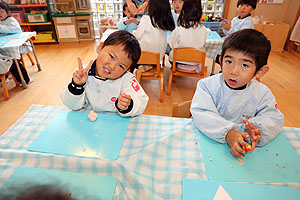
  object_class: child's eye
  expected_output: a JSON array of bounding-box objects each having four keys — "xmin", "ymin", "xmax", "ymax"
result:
[
  {"xmin": 119, "ymin": 65, "xmax": 125, "ymax": 70},
  {"xmin": 225, "ymin": 60, "xmax": 232, "ymax": 65},
  {"xmin": 241, "ymin": 64, "xmax": 248, "ymax": 68},
  {"xmin": 109, "ymin": 54, "xmax": 114, "ymax": 59}
]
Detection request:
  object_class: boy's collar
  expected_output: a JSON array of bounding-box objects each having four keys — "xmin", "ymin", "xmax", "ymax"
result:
[
  {"xmin": 88, "ymin": 60, "xmax": 108, "ymax": 81},
  {"xmin": 238, "ymin": 13, "xmax": 251, "ymax": 19}
]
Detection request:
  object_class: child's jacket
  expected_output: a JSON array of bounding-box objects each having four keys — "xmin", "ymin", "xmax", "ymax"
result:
[
  {"xmin": 60, "ymin": 60, "xmax": 149, "ymax": 117},
  {"xmin": 190, "ymin": 74, "xmax": 284, "ymax": 146}
]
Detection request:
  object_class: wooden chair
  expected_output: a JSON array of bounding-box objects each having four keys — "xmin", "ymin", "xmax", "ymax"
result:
[
  {"xmin": 1, "ymin": 72, "xmax": 19, "ymax": 100},
  {"xmin": 20, "ymin": 52, "xmax": 35, "ymax": 68},
  {"xmin": 138, "ymin": 51, "xmax": 164, "ymax": 103},
  {"xmin": 167, "ymin": 48, "xmax": 207, "ymax": 96},
  {"xmin": 172, "ymin": 100, "xmax": 192, "ymax": 118}
]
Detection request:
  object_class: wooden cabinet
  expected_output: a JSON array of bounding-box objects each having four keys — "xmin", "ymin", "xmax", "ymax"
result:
[
  {"xmin": 53, "ymin": 13, "xmax": 94, "ymax": 44},
  {"xmin": 255, "ymin": 20, "xmax": 290, "ymax": 52}
]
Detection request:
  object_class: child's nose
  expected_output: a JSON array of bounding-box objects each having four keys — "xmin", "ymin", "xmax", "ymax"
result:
[{"xmin": 230, "ymin": 65, "xmax": 239, "ymax": 75}]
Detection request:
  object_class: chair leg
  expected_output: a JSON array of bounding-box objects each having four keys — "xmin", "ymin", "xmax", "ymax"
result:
[
  {"xmin": 167, "ymin": 71, "xmax": 173, "ymax": 96},
  {"xmin": 160, "ymin": 71, "xmax": 164, "ymax": 103},
  {"xmin": 1, "ymin": 74, "xmax": 9, "ymax": 100},
  {"xmin": 20, "ymin": 54, "xmax": 26, "ymax": 68},
  {"xmin": 27, "ymin": 53, "xmax": 35, "ymax": 66}
]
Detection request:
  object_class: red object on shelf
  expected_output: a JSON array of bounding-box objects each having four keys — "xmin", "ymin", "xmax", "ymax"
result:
[{"xmin": 10, "ymin": 11, "xmax": 26, "ymax": 24}]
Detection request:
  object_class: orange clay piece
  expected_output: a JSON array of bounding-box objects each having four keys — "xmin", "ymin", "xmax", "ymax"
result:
[{"xmin": 242, "ymin": 144, "xmax": 252, "ymax": 152}]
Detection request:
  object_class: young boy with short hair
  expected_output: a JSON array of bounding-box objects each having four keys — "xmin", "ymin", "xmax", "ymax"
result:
[
  {"xmin": 61, "ymin": 30, "xmax": 149, "ymax": 117},
  {"xmin": 221, "ymin": 0, "xmax": 257, "ymax": 37},
  {"xmin": 190, "ymin": 29, "xmax": 284, "ymax": 158},
  {"xmin": 117, "ymin": 1, "xmax": 140, "ymax": 32}
]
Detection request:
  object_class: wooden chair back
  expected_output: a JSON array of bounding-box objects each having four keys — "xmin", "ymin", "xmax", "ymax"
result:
[
  {"xmin": 172, "ymin": 100, "xmax": 192, "ymax": 118},
  {"xmin": 137, "ymin": 51, "xmax": 164, "ymax": 103},
  {"xmin": 167, "ymin": 48, "xmax": 207, "ymax": 96}
]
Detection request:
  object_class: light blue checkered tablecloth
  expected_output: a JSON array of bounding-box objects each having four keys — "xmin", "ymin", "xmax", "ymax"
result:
[
  {"xmin": 0, "ymin": 104, "xmax": 299, "ymax": 199},
  {"xmin": 0, "ymin": 32, "xmax": 36, "ymax": 59}
]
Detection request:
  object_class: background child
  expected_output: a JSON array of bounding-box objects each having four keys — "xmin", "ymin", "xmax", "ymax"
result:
[
  {"xmin": 60, "ymin": 30, "xmax": 149, "ymax": 117},
  {"xmin": 168, "ymin": 0, "xmax": 207, "ymax": 72},
  {"xmin": 117, "ymin": 1, "xmax": 140, "ymax": 32},
  {"xmin": 190, "ymin": 29, "xmax": 284, "ymax": 158},
  {"xmin": 132, "ymin": 0, "xmax": 175, "ymax": 63},
  {"xmin": 171, "ymin": 0, "xmax": 184, "ymax": 26},
  {"xmin": 221, "ymin": 0, "xmax": 257, "ymax": 37},
  {"xmin": 0, "ymin": 1, "xmax": 33, "ymax": 85}
]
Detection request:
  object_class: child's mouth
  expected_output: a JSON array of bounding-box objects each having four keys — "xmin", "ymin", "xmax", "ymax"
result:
[
  {"xmin": 228, "ymin": 79, "xmax": 237, "ymax": 86},
  {"xmin": 103, "ymin": 67, "xmax": 111, "ymax": 75}
]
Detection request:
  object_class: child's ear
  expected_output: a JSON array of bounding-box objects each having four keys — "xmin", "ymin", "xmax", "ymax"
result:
[
  {"xmin": 96, "ymin": 42, "xmax": 104, "ymax": 54},
  {"xmin": 255, "ymin": 65, "xmax": 269, "ymax": 79}
]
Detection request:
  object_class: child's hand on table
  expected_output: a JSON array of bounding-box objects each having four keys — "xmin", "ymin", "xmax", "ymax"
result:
[
  {"xmin": 243, "ymin": 119, "xmax": 262, "ymax": 150},
  {"xmin": 226, "ymin": 129, "xmax": 250, "ymax": 158},
  {"xmin": 73, "ymin": 57, "xmax": 93, "ymax": 85},
  {"xmin": 118, "ymin": 93, "xmax": 132, "ymax": 110}
]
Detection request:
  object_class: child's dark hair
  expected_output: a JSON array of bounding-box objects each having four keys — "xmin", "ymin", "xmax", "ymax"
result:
[
  {"xmin": 237, "ymin": 0, "xmax": 257, "ymax": 10},
  {"xmin": 221, "ymin": 29, "xmax": 271, "ymax": 72},
  {"xmin": 178, "ymin": 0, "xmax": 203, "ymax": 28},
  {"xmin": 0, "ymin": 184, "xmax": 76, "ymax": 200},
  {"xmin": 0, "ymin": 1, "xmax": 10, "ymax": 14},
  {"xmin": 148, "ymin": 0, "xmax": 175, "ymax": 31},
  {"xmin": 103, "ymin": 30, "xmax": 141, "ymax": 70},
  {"xmin": 123, "ymin": 0, "xmax": 137, "ymax": 13}
]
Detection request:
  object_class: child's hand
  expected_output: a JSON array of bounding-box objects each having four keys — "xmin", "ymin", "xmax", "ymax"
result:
[
  {"xmin": 117, "ymin": 93, "xmax": 132, "ymax": 110},
  {"xmin": 73, "ymin": 57, "xmax": 93, "ymax": 85},
  {"xmin": 226, "ymin": 129, "xmax": 250, "ymax": 158},
  {"xmin": 127, "ymin": 1, "xmax": 137, "ymax": 15},
  {"xmin": 243, "ymin": 119, "xmax": 262, "ymax": 150},
  {"xmin": 131, "ymin": 18, "xmax": 139, "ymax": 25},
  {"xmin": 220, "ymin": 20, "xmax": 231, "ymax": 31}
]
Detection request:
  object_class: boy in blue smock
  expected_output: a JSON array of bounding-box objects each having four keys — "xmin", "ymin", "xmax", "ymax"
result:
[
  {"xmin": 117, "ymin": 2, "xmax": 140, "ymax": 32},
  {"xmin": 221, "ymin": 0, "xmax": 256, "ymax": 37},
  {"xmin": 191, "ymin": 29, "xmax": 284, "ymax": 158}
]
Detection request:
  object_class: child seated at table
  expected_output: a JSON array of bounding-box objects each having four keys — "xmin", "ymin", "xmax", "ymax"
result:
[
  {"xmin": 221, "ymin": 0, "xmax": 256, "ymax": 37},
  {"xmin": 190, "ymin": 29, "xmax": 284, "ymax": 158},
  {"xmin": 168, "ymin": 0, "xmax": 207, "ymax": 72},
  {"xmin": 171, "ymin": 0, "xmax": 184, "ymax": 26},
  {"xmin": 117, "ymin": 1, "xmax": 140, "ymax": 32},
  {"xmin": 60, "ymin": 30, "xmax": 149, "ymax": 117},
  {"xmin": 0, "ymin": 1, "xmax": 33, "ymax": 85},
  {"xmin": 132, "ymin": 0, "xmax": 175, "ymax": 80}
]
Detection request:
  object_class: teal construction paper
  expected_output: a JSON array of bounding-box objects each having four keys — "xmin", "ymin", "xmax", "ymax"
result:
[
  {"xmin": 28, "ymin": 111, "xmax": 131, "ymax": 160},
  {"xmin": 0, "ymin": 166, "xmax": 117, "ymax": 200},
  {"xmin": 183, "ymin": 179, "xmax": 300, "ymax": 200},
  {"xmin": 196, "ymin": 130, "xmax": 300, "ymax": 183}
]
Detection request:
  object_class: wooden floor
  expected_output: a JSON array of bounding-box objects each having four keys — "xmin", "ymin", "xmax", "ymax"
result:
[{"xmin": 1, "ymin": 42, "xmax": 300, "ymax": 135}]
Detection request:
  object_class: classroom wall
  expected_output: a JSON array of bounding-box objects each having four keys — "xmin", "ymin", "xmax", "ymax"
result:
[{"xmin": 226, "ymin": 0, "xmax": 300, "ymax": 29}]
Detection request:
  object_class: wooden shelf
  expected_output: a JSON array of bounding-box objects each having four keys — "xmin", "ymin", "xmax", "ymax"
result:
[
  {"xmin": 32, "ymin": 39, "xmax": 56, "ymax": 44},
  {"xmin": 21, "ymin": 22, "xmax": 52, "ymax": 26},
  {"xmin": 10, "ymin": 4, "xmax": 47, "ymax": 8}
]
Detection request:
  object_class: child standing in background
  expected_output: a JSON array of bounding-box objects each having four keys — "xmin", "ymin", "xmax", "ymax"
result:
[
  {"xmin": 132, "ymin": 0, "xmax": 175, "ymax": 63},
  {"xmin": 191, "ymin": 29, "xmax": 284, "ymax": 158},
  {"xmin": 0, "ymin": 1, "xmax": 33, "ymax": 85},
  {"xmin": 117, "ymin": 1, "xmax": 140, "ymax": 32},
  {"xmin": 61, "ymin": 31, "xmax": 149, "ymax": 117},
  {"xmin": 171, "ymin": 0, "xmax": 184, "ymax": 27},
  {"xmin": 221, "ymin": 0, "xmax": 257, "ymax": 37},
  {"xmin": 168, "ymin": 0, "xmax": 207, "ymax": 72}
]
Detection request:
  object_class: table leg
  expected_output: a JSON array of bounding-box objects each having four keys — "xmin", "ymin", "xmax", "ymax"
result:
[
  {"xmin": 210, "ymin": 59, "xmax": 216, "ymax": 76},
  {"xmin": 29, "ymin": 39, "xmax": 42, "ymax": 71},
  {"xmin": 14, "ymin": 58, "xmax": 27, "ymax": 89}
]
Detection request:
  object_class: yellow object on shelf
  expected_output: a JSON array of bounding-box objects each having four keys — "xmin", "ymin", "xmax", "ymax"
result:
[{"xmin": 35, "ymin": 31, "xmax": 53, "ymax": 40}]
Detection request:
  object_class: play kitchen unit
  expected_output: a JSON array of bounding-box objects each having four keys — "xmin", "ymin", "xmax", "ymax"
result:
[{"xmin": 52, "ymin": 0, "xmax": 95, "ymax": 43}]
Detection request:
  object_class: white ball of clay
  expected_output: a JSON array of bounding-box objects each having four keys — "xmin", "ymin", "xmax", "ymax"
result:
[{"xmin": 88, "ymin": 110, "xmax": 98, "ymax": 121}]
